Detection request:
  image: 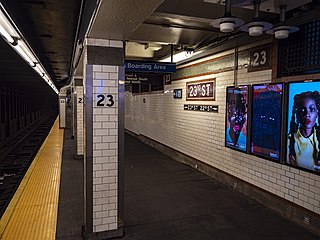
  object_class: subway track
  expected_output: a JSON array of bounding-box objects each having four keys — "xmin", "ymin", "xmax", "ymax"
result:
[{"xmin": 0, "ymin": 113, "xmax": 57, "ymax": 218}]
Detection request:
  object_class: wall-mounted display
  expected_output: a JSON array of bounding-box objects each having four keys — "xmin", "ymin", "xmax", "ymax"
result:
[
  {"xmin": 287, "ymin": 81, "xmax": 320, "ymax": 174},
  {"xmin": 186, "ymin": 79, "xmax": 215, "ymax": 101},
  {"xmin": 251, "ymin": 83, "xmax": 283, "ymax": 161},
  {"xmin": 225, "ymin": 86, "xmax": 249, "ymax": 152}
]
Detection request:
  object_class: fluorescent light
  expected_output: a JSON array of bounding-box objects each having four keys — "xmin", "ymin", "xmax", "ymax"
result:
[
  {"xmin": 34, "ymin": 64, "xmax": 45, "ymax": 77},
  {"xmin": 0, "ymin": 23, "xmax": 14, "ymax": 43},
  {"xmin": 160, "ymin": 49, "xmax": 202, "ymax": 63},
  {"xmin": 18, "ymin": 40, "xmax": 37, "ymax": 62},
  {"xmin": 14, "ymin": 44, "xmax": 35, "ymax": 66},
  {"xmin": 0, "ymin": 5, "xmax": 19, "ymax": 42},
  {"xmin": 36, "ymin": 64, "xmax": 45, "ymax": 74},
  {"xmin": 0, "ymin": 3, "xmax": 58, "ymax": 95},
  {"xmin": 44, "ymin": 75, "xmax": 50, "ymax": 82}
]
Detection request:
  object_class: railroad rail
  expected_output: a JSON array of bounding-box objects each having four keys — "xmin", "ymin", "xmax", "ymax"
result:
[{"xmin": 0, "ymin": 113, "xmax": 57, "ymax": 218}]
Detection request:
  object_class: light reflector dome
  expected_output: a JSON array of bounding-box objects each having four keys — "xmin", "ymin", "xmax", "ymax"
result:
[
  {"xmin": 266, "ymin": 25, "xmax": 299, "ymax": 39},
  {"xmin": 240, "ymin": 21, "xmax": 273, "ymax": 37},
  {"xmin": 211, "ymin": 17, "xmax": 244, "ymax": 33},
  {"xmin": 249, "ymin": 26, "xmax": 263, "ymax": 36},
  {"xmin": 220, "ymin": 21, "xmax": 235, "ymax": 33},
  {"xmin": 275, "ymin": 29, "xmax": 289, "ymax": 39}
]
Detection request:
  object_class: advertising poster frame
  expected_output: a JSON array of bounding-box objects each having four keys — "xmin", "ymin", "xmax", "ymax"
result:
[
  {"xmin": 285, "ymin": 80, "xmax": 320, "ymax": 175},
  {"xmin": 225, "ymin": 85, "xmax": 250, "ymax": 153},
  {"xmin": 250, "ymin": 83, "xmax": 283, "ymax": 162}
]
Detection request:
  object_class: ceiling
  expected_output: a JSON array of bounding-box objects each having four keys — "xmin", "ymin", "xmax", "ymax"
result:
[{"xmin": 0, "ymin": 0, "xmax": 319, "ymax": 91}]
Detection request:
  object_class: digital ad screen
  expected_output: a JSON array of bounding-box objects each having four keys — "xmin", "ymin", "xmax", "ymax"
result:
[
  {"xmin": 251, "ymin": 83, "xmax": 283, "ymax": 161},
  {"xmin": 225, "ymin": 86, "xmax": 249, "ymax": 152},
  {"xmin": 287, "ymin": 81, "xmax": 320, "ymax": 174}
]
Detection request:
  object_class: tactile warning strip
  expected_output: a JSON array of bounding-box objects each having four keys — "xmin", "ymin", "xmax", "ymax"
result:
[{"xmin": 0, "ymin": 118, "xmax": 64, "ymax": 240}]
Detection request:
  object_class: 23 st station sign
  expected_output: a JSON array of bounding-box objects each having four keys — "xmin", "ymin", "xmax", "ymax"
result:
[{"xmin": 186, "ymin": 79, "xmax": 216, "ymax": 101}]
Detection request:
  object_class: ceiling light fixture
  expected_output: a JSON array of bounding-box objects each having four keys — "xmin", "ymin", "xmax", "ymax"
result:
[
  {"xmin": 211, "ymin": 0, "xmax": 244, "ymax": 33},
  {"xmin": 160, "ymin": 48, "xmax": 201, "ymax": 63},
  {"xmin": 0, "ymin": 23, "xmax": 14, "ymax": 43},
  {"xmin": 240, "ymin": 0, "xmax": 272, "ymax": 36},
  {"xmin": 34, "ymin": 64, "xmax": 45, "ymax": 77},
  {"xmin": 266, "ymin": 5, "xmax": 299, "ymax": 39},
  {"xmin": 144, "ymin": 43, "xmax": 162, "ymax": 51},
  {"xmin": 14, "ymin": 43, "xmax": 36, "ymax": 67},
  {"xmin": 0, "ymin": 3, "xmax": 58, "ymax": 94},
  {"xmin": 184, "ymin": 48, "xmax": 195, "ymax": 58},
  {"xmin": 0, "ymin": 7, "xmax": 18, "ymax": 44}
]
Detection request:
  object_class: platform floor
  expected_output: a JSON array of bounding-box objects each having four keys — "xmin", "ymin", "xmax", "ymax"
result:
[
  {"xmin": 56, "ymin": 117, "xmax": 319, "ymax": 239},
  {"xmin": 56, "ymin": 118, "xmax": 83, "ymax": 240},
  {"xmin": 0, "ymin": 118, "xmax": 63, "ymax": 240},
  {"xmin": 121, "ymin": 134, "xmax": 319, "ymax": 240},
  {"xmin": 4, "ymin": 110, "xmax": 317, "ymax": 239}
]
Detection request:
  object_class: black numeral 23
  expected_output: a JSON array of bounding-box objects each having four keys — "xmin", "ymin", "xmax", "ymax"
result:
[{"xmin": 96, "ymin": 94, "xmax": 114, "ymax": 107}]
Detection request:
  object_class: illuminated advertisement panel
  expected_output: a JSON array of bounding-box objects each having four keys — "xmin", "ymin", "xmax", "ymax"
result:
[
  {"xmin": 251, "ymin": 83, "xmax": 283, "ymax": 161},
  {"xmin": 287, "ymin": 81, "xmax": 320, "ymax": 174},
  {"xmin": 225, "ymin": 86, "xmax": 249, "ymax": 152}
]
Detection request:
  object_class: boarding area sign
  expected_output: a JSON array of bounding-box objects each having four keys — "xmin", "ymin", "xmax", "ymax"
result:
[{"xmin": 125, "ymin": 61, "xmax": 176, "ymax": 73}]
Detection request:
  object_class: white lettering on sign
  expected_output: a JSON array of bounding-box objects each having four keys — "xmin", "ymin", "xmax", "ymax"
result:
[
  {"xmin": 186, "ymin": 79, "xmax": 216, "ymax": 101},
  {"xmin": 126, "ymin": 62, "xmax": 172, "ymax": 72},
  {"xmin": 95, "ymin": 94, "xmax": 114, "ymax": 107},
  {"xmin": 252, "ymin": 50, "xmax": 267, "ymax": 66},
  {"xmin": 127, "ymin": 63, "xmax": 152, "ymax": 71},
  {"xmin": 174, "ymin": 89, "xmax": 182, "ymax": 98},
  {"xmin": 248, "ymin": 44, "xmax": 271, "ymax": 72},
  {"xmin": 153, "ymin": 64, "xmax": 166, "ymax": 70},
  {"xmin": 184, "ymin": 104, "xmax": 219, "ymax": 112}
]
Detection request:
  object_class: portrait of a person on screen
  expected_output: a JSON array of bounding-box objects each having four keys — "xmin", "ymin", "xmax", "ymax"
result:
[
  {"xmin": 227, "ymin": 93, "xmax": 247, "ymax": 149},
  {"xmin": 287, "ymin": 91, "xmax": 320, "ymax": 171}
]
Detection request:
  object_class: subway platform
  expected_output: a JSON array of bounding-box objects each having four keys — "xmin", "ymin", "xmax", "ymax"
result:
[
  {"xmin": 56, "ymin": 117, "xmax": 319, "ymax": 239},
  {"xmin": 0, "ymin": 114, "xmax": 319, "ymax": 239}
]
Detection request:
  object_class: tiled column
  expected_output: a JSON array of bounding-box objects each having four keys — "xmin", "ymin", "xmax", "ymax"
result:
[
  {"xmin": 71, "ymin": 83, "xmax": 75, "ymax": 138},
  {"xmin": 83, "ymin": 38, "xmax": 124, "ymax": 239},
  {"xmin": 59, "ymin": 88, "xmax": 67, "ymax": 129},
  {"xmin": 74, "ymin": 78, "xmax": 84, "ymax": 158}
]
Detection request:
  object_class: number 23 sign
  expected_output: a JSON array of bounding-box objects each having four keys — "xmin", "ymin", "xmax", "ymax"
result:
[
  {"xmin": 95, "ymin": 94, "xmax": 115, "ymax": 107},
  {"xmin": 248, "ymin": 44, "xmax": 272, "ymax": 72},
  {"xmin": 186, "ymin": 79, "xmax": 216, "ymax": 101}
]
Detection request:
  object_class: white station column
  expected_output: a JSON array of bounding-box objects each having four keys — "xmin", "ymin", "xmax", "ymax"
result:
[
  {"xmin": 74, "ymin": 78, "xmax": 84, "ymax": 158},
  {"xmin": 71, "ymin": 84, "xmax": 75, "ymax": 138},
  {"xmin": 83, "ymin": 38, "xmax": 124, "ymax": 239},
  {"xmin": 59, "ymin": 88, "xmax": 67, "ymax": 128}
]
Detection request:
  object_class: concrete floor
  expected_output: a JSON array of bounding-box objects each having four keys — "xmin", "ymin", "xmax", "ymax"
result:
[
  {"xmin": 120, "ymin": 134, "xmax": 318, "ymax": 240},
  {"xmin": 56, "ymin": 122, "xmax": 84, "ymax": 240},
  {"xmin": 56, "ymin": 116, "xmax": 319, "ymax": 239}
]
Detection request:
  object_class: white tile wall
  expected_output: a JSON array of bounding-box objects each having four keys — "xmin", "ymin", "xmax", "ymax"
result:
[
  {"xmin": 76, "ymin": 85, "xmax": 84, "ymax": 155},
  {"xmin": 125, "ymin": 47, "xmax": 320, "ymax": 216},
  {"xmin": 86, "ymin": 38, "xmax": 123, "ymax": 48},
  {"xmin": 92, "ymin": 64, "xmax": 119, "ymax": 233}
]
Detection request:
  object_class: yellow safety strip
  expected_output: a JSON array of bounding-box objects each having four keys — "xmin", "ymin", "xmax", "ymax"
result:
[{"xmin": 0, "ymin": 118, "xmax": 64, "ymax": 240}]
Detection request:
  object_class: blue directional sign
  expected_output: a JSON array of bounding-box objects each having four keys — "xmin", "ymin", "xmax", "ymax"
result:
[
  {"xmin": 125, "ymin": 61, "xmax": 176, "ymax": 73},
  {"xmin": 173, "ymin": 89, "xmax": 182, "ymax": 99}
]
